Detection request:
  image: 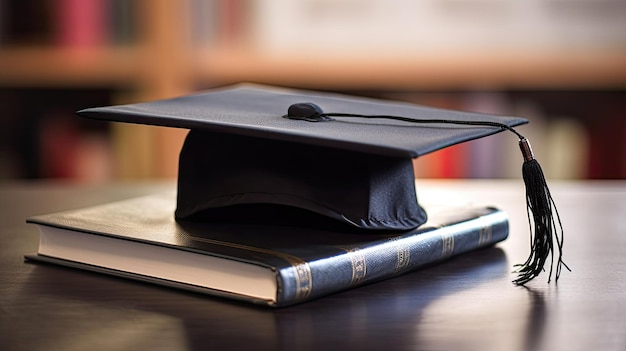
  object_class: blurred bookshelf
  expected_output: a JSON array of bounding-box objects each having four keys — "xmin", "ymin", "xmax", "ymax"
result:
[{"xmin": 1, "ymin": 0, "xmax": 625, "ymax": 181}]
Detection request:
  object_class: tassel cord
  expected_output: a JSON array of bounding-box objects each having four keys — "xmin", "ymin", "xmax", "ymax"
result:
[{"xmin": 321, "ymin": 113, "xmax": 527, "ymax": 139}]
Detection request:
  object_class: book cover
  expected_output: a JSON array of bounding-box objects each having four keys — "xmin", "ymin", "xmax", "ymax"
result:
[{"xmin": 26, "ymin": 192, "xmax": 508, "ymax": 307}]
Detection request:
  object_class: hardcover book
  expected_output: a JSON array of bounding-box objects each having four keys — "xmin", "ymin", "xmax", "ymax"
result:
[{"xmin": 27, "ymin": 191, "xmax": 508, "ymax": 307}]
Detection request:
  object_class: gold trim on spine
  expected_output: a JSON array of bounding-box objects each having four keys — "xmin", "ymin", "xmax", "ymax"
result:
[
  {"xmin": 394, "ymin": 240, "xmax": 410, "ymax": 273},
  {"xmin": 348, "ymin": 249, "xmax": 367, "ymax": 285},
  {"xmin": 293, "ymin": 263, "xmax": 313, "ymax": 300},
  {"xmin": 441, "ymin": 231, "xmax": 455, "ymax": 258},
  {"xmin": 477, "ymin": 216, "xmax": 493, "ymax": 247},
  {"xmin": 186, "ymin": 234, "xmax": 312, "ymax": 301}
]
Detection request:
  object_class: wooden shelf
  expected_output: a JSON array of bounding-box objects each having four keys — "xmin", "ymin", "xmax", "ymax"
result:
[
  {"xmin": 0, "ymin": 47, "xmax": 143, "ymax": 88},
  {"xmin": 194, "ymin": 48, "xmax": 626, "ymax": 90},
  {"xmin": 2, "ymin": 46, "xmax": 624, "ymax": 91}
]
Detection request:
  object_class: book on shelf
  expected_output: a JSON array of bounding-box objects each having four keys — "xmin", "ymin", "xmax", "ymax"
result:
[
  {"xmin": 26, "ymin": 191, "xmax": 508, "ymax": 307},
  {"xmin": 0, "ymin": 0, "xmax": 136, "ymax": 48}
]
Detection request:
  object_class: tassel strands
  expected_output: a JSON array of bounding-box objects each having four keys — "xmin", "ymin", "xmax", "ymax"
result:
[{"xmin": 513, "ymin": 138, "xmax": 570, "ymax": 285}]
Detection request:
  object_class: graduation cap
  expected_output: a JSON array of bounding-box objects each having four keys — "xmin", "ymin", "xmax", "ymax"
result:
[{"xmin": 78, "ymin": 84, "xmax": 567, "ymax": 285}]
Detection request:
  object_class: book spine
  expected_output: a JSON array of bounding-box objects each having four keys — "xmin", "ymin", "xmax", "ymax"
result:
[
  {"xmin": 54, "ymin": 0, "xmax": 107, "ymax": 48},
  {"xmin": 275, "ymin": 210, "xmax": 508, "ymax": 306},
  {"xmin": 109, "ymin": 0, "xmax": 136, "ymax": 45}
]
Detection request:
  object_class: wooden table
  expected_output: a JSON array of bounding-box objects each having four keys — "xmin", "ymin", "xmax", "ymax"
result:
[{"xmin": 1, "ymin": 180, "xmax": 624, "ymax": 351}]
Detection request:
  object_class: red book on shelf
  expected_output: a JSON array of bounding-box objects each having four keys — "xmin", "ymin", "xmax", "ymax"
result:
[{"xmin": 55, "ymin": 0, "xmax": 108, "ymax": 48}]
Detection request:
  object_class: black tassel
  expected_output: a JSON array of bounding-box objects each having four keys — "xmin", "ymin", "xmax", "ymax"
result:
[{"xmin": 513, "ymin": 138, "xmax": 570, "ymax": 285}]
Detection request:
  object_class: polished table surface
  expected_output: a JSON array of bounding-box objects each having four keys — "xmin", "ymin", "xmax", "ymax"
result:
[{"xmin": 1, "ymin": 180, "xmax": 625, "ymax": 351}]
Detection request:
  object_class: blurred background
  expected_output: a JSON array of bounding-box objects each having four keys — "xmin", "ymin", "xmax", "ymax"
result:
[{"xmin": 1, "ymin": 0, "xmax": 625, "ymax": 182}]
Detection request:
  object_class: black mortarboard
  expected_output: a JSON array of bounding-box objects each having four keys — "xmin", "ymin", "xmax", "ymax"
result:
[{"xmin": 78, "ymin": 84, "xmax": 567, "ymax": 285}]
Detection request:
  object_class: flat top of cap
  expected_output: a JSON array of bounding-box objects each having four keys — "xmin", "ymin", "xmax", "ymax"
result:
[{"xmin": 78, "ymin": 84, "xmax": 527, "ymax": 158}]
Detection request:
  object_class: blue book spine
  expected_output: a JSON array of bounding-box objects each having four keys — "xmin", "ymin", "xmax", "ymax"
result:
[{"xmin": 275, "ymin": 209, "xmax": 508, "ymax": 306}]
